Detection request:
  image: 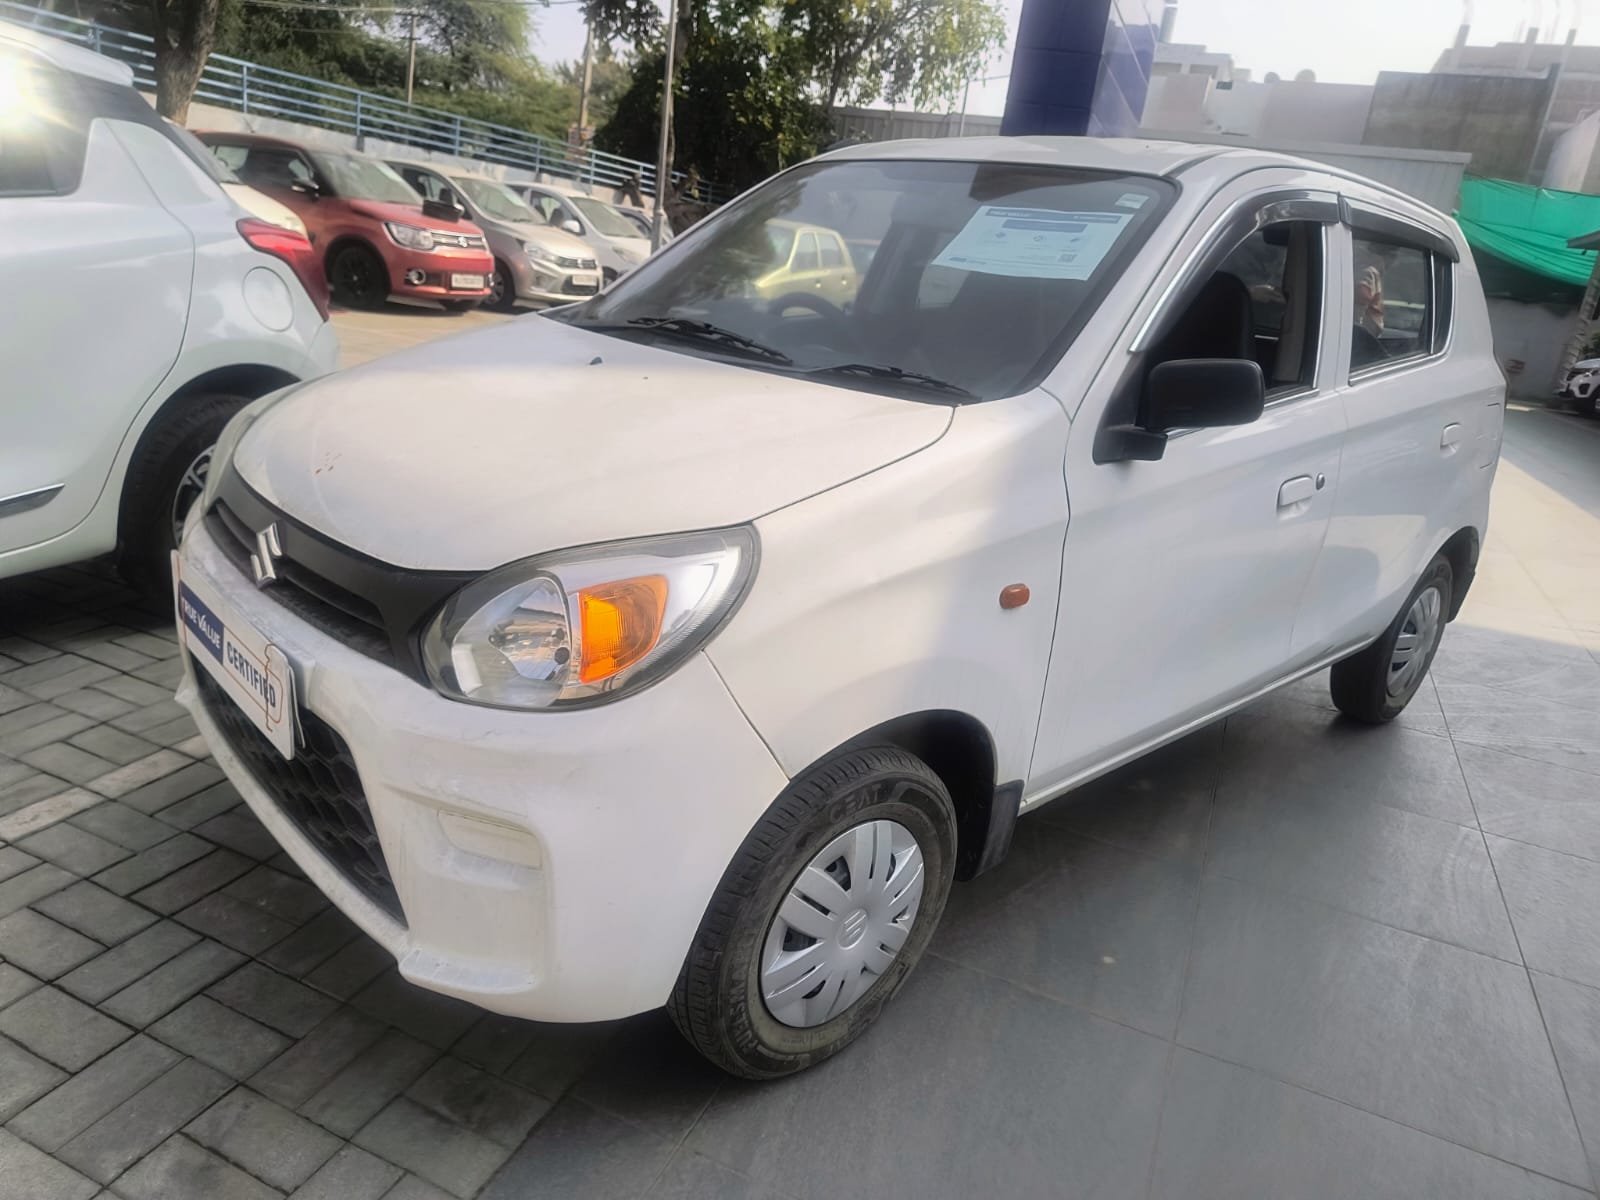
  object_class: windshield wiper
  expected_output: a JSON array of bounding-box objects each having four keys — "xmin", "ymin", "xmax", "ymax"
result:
[
  {"xmin": 581, "ymin": 317, "xmax": 793, "ymax": 365},
  {"xmin": 805, "ymin": 362, "xmax": 974, "ymax": 400}
]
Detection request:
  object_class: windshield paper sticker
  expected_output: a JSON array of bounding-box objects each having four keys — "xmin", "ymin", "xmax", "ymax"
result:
[{"xmin": 931, "ymin": 206, "xmax": 1134, "ymax": 280}]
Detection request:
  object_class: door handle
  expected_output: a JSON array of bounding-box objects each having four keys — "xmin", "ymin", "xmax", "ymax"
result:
[
  {"xmin": 1441, "ymin": 423, "xmax": 1464, "ymax": 449},
  {"xmin": 1278, "ymin": 475, "xmax": 1316, "ymax": 508}
]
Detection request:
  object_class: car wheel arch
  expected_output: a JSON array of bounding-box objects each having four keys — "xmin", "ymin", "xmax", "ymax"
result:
[
  {"xmin": 825, "ymin": 708, "xmax": 1014, "ymax": 881},
  {"xmin": 115, "ymin": 363, "xmax": 299, "ymax": 542},
  {"xmin": 1436, "ymin": 526, "xmax": 1480, "ymax": 620}
]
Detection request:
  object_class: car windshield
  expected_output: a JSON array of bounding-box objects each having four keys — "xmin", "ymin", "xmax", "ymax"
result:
[
  {"xmin": 453, "ymin": 176, "xmax": 538, "ymax": 224},
  {"xmin": 572, "ymin": 195, "xmax": 644, "ymax": 239},
  {"xmin": 555, "ymin": 159, "xmax": 1172, "ymax": 400},
  {"xmin": 310, "ymin": 151, "xmax": 419, "ymax": 204}
]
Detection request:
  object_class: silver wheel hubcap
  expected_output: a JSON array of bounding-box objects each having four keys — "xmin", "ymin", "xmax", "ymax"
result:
[
  {"xmin": 760, "ymin": 819, "xmax": 925, "ymax": 1028},
  {"xmin": 1388, "ymin": 584, "xmax": 1443, "ymax": 697},
  {"xmin": 171, "ymin": 447, "xmax": 212, "ymax": 546}
]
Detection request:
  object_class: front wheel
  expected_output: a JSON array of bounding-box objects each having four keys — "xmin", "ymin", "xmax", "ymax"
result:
[
  {"xmin": 327, "ymin": 243, "xmax": 388, "ymax": 309},
  {"xmin": 1330, "ymin": 554, "xmax": 1453, "ymax": 723},
  {"xmin": 117, "ymin": 394, "xmax": 247, "ymax": 593},
  {"xmin": 668, "ymin": 746, "xmax": 956, "ymax": 1079},
  {"xmin": 488, "ymin": 260, "xmax": 518, "ymax": 312}
]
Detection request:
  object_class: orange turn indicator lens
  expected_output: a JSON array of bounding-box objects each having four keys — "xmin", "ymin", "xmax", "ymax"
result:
[{"xmin": 576, "ymin": 576, "xmax": 669, "ymax": 683}]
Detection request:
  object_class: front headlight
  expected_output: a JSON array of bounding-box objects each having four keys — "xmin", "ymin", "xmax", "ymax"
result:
[
  {"xmin": 422, "ymin": 527, "xmax": 757, "ymax": 710},
  {"xmin": 200, "ymin": 386, "xmax": 301, "ymax": 511},
  {"xmin": 385, "ymin": 222, "xmax": 435, "ymax": 250},
  {"xmin": 523, "ymin": 241, "xmax": 561, "ymax": 267}
]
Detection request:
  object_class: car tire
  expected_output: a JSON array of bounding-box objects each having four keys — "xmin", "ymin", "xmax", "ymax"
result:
[
  {"xmin": 488, "ymin": 260, "xmax": 518, "ymax": 312},
  {"xmin": 667, "ymin": 745, "xmax": 956, "ymax": 1079},
  {"xmin": 117, "ymin": 393, "xmax": 247, "ymax": 594},
  {"xmin": 327, "ymin": 243, "xmax": 388, "ymax": 309},
  {"xmin": 1330, "ymin": 553, "xmax": 1453, "ymax": 723},
  {"xmin": 439, "ymin": 299, "xmax": 479, "ymax": 314}
]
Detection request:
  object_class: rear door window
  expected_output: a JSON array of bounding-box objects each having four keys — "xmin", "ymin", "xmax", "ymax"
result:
[{"xmin": 1350, "ymin": 236, "xmax": 1438, "ymax": 371}]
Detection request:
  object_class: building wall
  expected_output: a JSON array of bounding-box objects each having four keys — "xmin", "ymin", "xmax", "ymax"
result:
[
  {"xmin": 1542, "ymin": 108, "xmax": 1600, "ymax": 191},
  {"xmin": 1432, "ymin": 39, "xmax": 1599, "ymax": 178},
  {"xmin": 1002, "ymin": 0, "xmax": 1160, "ymax": 136},
  {"xmin": 1143, "ymin": 74, "xmax": 1373, "ymax": 142},
  {"xmin": 1363, "ymin": 69, "xmax": 1558, "ymax": 183},
  {"xmin": 1486, "ymin": 296, "xmax": 1580, "ymax": 399},
  {"xmin": 832, "ymin": 107, "xmax": 1000, "ymax": 142}
]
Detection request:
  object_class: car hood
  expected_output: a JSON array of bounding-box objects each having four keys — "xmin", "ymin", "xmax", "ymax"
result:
[
  {"xmin": 508, "ymin": 221, "xmax": 595, "ymax": 258},
  {"xmin": 345, "ymin": 198, "xmax": 485, "ymax": 235},
  {"xmin": 232, "ymin": 318, "xmax": 952, "ymax": 571}
]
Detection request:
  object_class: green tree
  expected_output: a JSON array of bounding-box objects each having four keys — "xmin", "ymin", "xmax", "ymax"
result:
[{"xmin": 786, "ymin": 0, "xmax": 1007, "ymax": 113}]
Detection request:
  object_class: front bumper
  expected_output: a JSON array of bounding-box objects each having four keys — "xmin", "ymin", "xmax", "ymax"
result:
[
  {"xmin": 385, "ymin": 244, "xmax": 494, "ymax": 301},
  {"xmin": 176, "ymin": 520, "xmax": 788, "ymax": 1021},
  {"xmin": 506, "ymin": 255, "xmax": 602, "ymax": 304}
]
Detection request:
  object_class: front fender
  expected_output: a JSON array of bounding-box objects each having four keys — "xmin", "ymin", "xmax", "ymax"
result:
[{"xmin": 709, "ymin": 391, "xmax": 1071, "ymax": 787}]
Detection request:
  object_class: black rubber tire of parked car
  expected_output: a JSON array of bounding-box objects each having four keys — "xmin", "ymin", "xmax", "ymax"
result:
[
  {"xmin": 667, "ymin": 745, "xmax": 956, "ymax": 1079},
  {"xmin": 488, "ymin": 259, "xmax": 518, "ymax": 313},
  {"xmin": 327, "ymin": 243, "xmax": 389, "ymax": 309},
  {"xmin": 1330, "ymin": 553, "xmax": 1454, "ymax": 724},
  {"xmin": 1576, "ymin": 391, "xmax": 1600, "ymax": 419},
  {"xmin": 117, "ymin": 393, "xmax": 247, "ymax": 595}
]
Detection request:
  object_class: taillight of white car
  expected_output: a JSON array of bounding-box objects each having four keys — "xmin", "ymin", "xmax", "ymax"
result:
[{"xmin": 237, "ymin": 218, "xmax": 330, "ymax": 320}]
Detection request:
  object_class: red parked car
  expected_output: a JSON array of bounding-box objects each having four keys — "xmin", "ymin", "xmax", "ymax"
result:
[{"xmin": 196, "ymin": 132, "xmax": 494, "ymax": 311}]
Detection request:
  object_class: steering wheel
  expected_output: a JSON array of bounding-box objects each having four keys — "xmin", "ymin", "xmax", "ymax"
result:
[{"xmin": 766, "ymin": 291, "xmax": 860, "ymax": 357}]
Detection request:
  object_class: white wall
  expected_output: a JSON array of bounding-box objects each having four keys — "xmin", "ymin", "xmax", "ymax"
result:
[
  {"xmin": 1544, "ymin": 108, "xmax": 1600, "ymax": 191},
  {"xmin": 1142, "ymin": 75, "xmax": 1374, "ymax": 142},
  {"xmin": 1487, "ymin": 296, "xmax": 1581, "ymax": 398}
]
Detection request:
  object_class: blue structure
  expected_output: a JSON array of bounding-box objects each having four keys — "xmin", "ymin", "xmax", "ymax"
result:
[{"xmin": 1002, "ymin": 0, "xmax": 1161, "ymax": 137}]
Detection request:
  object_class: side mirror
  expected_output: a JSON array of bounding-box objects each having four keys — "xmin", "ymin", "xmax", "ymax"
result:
[
  {"xmin": 1099, "ymin": 359, "xmax": 1266, "ymax": 462},
  {"xmin": 1146, "ymin": 358, "xmax": 1266, "ymax": 430},
  {"xmin": 561, "ymin": 217, "xmax": 583, "ymax": 236},
  {"xmin": 290, "ymin": 179, "xmax": 320, "ymax": 199}
]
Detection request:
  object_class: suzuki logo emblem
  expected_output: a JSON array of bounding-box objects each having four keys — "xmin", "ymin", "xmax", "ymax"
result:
[{"xmin": 249, "ymin": 523, "xmax": 283, "ymax": 587}]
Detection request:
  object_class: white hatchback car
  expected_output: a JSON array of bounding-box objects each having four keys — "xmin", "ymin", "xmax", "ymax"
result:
[
  {"xmin": 510, "ymin": 180, "xmax": 653, "ymax": 281},
  {"xmin": 175, "ymin": 139, "xmax": 1503, "ymax": 1078},
  {"xmin": 0, "ymin": 25, "xmax": 337, "ymax": 590}
]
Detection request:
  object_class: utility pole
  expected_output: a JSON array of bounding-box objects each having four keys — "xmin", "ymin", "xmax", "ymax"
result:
[
  {"xmin": 651, "ymin": 0, "xmax": 679, "ymax": 252},
  {"xmin": 576, "ymin": 17, "xmax": 595, "ymax": 137},
  {"xmin": 405, "ymin": 9, "xmax": 418, "ymax": 105}
]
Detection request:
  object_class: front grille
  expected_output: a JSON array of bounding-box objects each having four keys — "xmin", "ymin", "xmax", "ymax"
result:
[
  {"xmin": 436, "ymin": 231, "xmax": 487, "ymax": 250},
  {"xmin": 563, "ymin": 277, "xmax": 600, "ymax": 295},
  {"xmin": 206, "ymin": 500, "xmax": 395, "ymax": 666},
  {"xmin": 195, "ymin": 664, "xmax": 406, "ymax": 925}
]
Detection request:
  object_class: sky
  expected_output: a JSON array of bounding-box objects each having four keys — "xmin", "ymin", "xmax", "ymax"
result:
[{"xmin": 527, "ymin": 0, "xmax": 1600, "ymax": 118}]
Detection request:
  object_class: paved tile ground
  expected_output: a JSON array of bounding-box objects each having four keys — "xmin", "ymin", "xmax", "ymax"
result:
[
  {"xmin": 329, "ymin": 304, "xmax": 511, "ymax": 370},
  {"xmin": 4, "ymin": 406, "xmax": 1600, "ymax": 1199}
]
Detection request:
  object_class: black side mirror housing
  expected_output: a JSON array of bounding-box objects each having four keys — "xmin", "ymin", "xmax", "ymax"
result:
[
  {"xmin": 421, "ymin": 196, "xmax": 463, "ymax": 221},
  {"xmin": 1099, "ymin": 358, "xmax": 1267, "ymax": 463}
]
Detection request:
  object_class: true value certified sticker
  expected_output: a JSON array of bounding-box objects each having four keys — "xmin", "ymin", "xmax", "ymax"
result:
[{"xmin": 173, "ymin": 552, "xmax": 298, "ymax": 759}]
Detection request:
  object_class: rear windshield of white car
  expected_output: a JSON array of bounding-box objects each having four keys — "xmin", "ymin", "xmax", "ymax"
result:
[
  {"xmin": 554, "ymin": 159, "xmax": 1173, "ymax": 402},
  {"xmin": 310, "ymin": 151, "xmax": 420, "ymax": 204}
]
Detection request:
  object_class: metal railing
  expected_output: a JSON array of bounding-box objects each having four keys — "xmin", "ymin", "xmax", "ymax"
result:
[{"xmin": 0, "ymin": 2, "xmax": 723, "ymax": 203}]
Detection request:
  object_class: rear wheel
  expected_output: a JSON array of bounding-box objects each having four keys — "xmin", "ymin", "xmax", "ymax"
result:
[
  {"xmin": 1330, "ymin": 554, "xmax": 1453, "ymax": 723},
  {"xmin": 668, "ymin": 746, "xmax": 956, "ymax": 1079},
  {"xmin": 118, "ymin": 394, "xmax": 247, "ymax": 594},
  {"xmin": 327, "ymin": 243, "xmax": 388, "ymax": 309}
]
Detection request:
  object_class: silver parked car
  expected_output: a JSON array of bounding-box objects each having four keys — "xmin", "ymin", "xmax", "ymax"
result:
[{"xmin": 389, "ymin": 161, "xmax": 603, "ymax": 311}]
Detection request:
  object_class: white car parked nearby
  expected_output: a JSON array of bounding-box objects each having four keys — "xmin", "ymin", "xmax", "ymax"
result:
[
  {"xmin": 0, "ymin": 25, "xmax": 337, "ymax": 590},
  {"xmin": 508, "ymin": 180, "xmax": 652, "ymax": 281},
  {"xmin": 176, "ymin": 137, "xmax": 1503, "ymax": 1078}
]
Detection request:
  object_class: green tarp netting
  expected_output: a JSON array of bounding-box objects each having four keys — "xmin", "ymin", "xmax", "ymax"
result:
[{"xmin": 1456, "ymin": 177, "xmax": 1600, "ymax": 288}]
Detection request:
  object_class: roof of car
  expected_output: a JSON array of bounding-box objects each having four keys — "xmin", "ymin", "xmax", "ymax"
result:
[
  {"xmin": 0, "ymin": 22, "xmax": 135, "ymax": 86},
  {"xmin": 819, "ymin": 136, "xmax": 1224, "ymax": 176}
]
